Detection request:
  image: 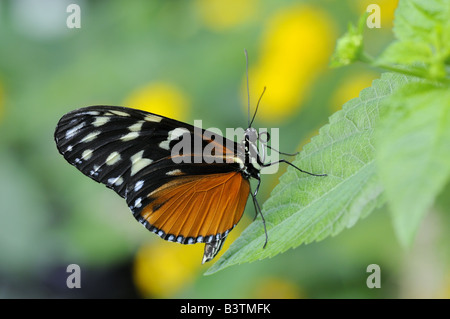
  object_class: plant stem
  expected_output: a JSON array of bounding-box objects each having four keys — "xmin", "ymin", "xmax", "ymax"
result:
[{"xmin": 358, "ymin": 52, "xmax": 450, "ymax": 85}]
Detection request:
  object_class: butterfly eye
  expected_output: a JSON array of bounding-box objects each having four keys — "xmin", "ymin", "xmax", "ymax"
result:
[{"xmin": 244, "ymin": 128, "xmax": 258, "ymax": 143}]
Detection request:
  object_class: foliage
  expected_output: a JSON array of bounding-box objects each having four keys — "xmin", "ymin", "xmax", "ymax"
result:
[
  {"xmin": 1, "ymin": 0, "xmax": 448, "ymax": 298},
  {"xmin": 207, "ymin": 0, "xmax": 450, "ymax": 274}
]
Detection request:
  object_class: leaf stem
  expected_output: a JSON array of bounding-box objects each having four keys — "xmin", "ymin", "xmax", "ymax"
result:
[{"xmin": 359, "ymin": 51, "xmax": 450, "ymax": 85}]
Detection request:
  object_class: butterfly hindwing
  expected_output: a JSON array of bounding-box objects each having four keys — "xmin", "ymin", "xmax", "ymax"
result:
[{"xmin": 135, "ymin": 171, "xmax": 249, "ymax": 244}]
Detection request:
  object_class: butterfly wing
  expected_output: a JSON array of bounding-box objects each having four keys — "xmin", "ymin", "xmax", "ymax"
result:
[
  {"xmin": 135, "ymin": 170, "xmax": 250, "ymax": 264},
  {"xmin": 136, "ymin": 171, "xmax": 249, "ymax": 242},
  {"xmin": 54, "ymin": 105, "xmax": 249, "ymax": 261},
  {"xmin": 55, "ymin": 105, "xmax": 196, "ymax": 197}
]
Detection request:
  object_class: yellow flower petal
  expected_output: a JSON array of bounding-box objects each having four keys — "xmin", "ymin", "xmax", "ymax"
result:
[
  {"xmin": 195, "ymin": 0, "xmax": 259, "ymax": 31},
  {"xmin": 330, "ymin": 71, "xmax": 378, "ymax": 112},
  {"xmin": 251, "ymin": 277, "xmax": 304, "ymax": 299},
  {"xmin": 243, "ymin": 5, "xmax": 336, "ymax": 123},
  {"xmin": 437, "ymin": 273, "xmax": 450, "ymax": 298},
  {"xmin": 123, "ymin": 82, "xmax": 189, "ymax": 122},
  {"xmin": 133, "ymin": 240, "xmax": 203, "ymax": 298},
  {"xmin": 133, "ymin": 216, "xmax": 250, "ymax": 298}
]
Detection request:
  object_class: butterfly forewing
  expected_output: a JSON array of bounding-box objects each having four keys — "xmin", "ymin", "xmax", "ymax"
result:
[
  {"xmin": 54, "ymin": 105, "xmax": 250, "ymax": 259},
  {"xmin": 55, "ymin": 106, "xmax": 193, "ymax": 196}
]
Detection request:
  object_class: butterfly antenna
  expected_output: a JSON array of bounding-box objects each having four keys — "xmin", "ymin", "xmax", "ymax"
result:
[
  {"xmin": 245, "ymin": 49, "xmax": 251, "ymax": 128},
  {"xmin": 249, "ymin": 86, "xmax": 266, "ymax": 128}
]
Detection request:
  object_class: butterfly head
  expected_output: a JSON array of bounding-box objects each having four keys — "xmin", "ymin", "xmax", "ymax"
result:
[{"xmin": 244, "ymin": 127, "xmax": 258, "ymax": 145}]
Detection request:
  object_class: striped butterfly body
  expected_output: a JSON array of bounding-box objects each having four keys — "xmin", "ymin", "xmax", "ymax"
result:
[{"xmin": 55, "ymin": 105, "xmax": 266, "ymax": 263}]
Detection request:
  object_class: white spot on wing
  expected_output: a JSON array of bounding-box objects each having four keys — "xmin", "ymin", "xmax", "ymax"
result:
[
  {"xmin": 134, "ymin": 197, "xmax": 142, "ymax": 208},
  {"xmin": 108, "ymin": 176, "xmax": 124, "ymax": 186},
  {"xmin": 128, "ymin": 121, "xmax": 144, "ymax": 132},
  {"xmin": 81, "ymin": 131, "xmax": 100, "ymax": 143},
  {"xmin": 115, "ymin": 177, "xmax": 124, "ymax": 186},
  {"xmin": 134, "ymin": 180, "xmax": 144, "ymax": 192},
  {"xmin": 86, "ymin": 111, "xmax": 100, "ymax": 115},
  {"xmin": 65, "ymin": 122, "xmax": 85, "ymax": 139},
  {"xmin": 90, "ymin": 165, "xmax": 101, "ymax": 177},
  {"xmin": 110, "ymin": 110, "xmax": 130, "ymax": 117},
  {"xmin": 159, "ymin": 140, "xmax": 170, "ymax": 150},
  {"xmin": 158, "ymin": 127, "xmax": 189, "ymax": 151},
  {"xmin": 92, "ymin": 116, "xmax": 110, "ymax": 127},
  {"xmin": 130, "ymin": 150, "xmax": 153, "ymax": 176},
  {"xmin": 169, "ymin": 128, "xmax": 188, "ymax": 141},
  {"xmin": 166, "ymin": 169, "xmax": 182, "ymax": 176},
  {"xmin": 121, "ymin": 131, "xmax": 139, "ymax": 142},
  {"xmin": 106, "ymin": 151, "xmax": 121, "ymax": 166},
  {"xmin": 144, "ymin": 114, "xmax": 162, "ymax": 123},
  {"xmin": 81, "ymin": 149, "xmax": 93, "ymax": 160}
]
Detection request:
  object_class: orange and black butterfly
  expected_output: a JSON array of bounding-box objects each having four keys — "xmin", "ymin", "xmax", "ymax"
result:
[{"xmin": 54, "ymin": 55, "xmax": 325, "ymax": 264}]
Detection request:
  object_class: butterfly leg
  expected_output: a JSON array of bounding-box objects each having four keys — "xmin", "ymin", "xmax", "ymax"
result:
[
  {"xmin": 252, "ymin": 176, "xmax": 262, "ymax": 221},
  {"xmin": 266, "ymin": 144, "xmax": 299, "ymax": 157},
  {"xmin": 250, "ymin": 182, "xmax": 269, "ymax": 249},
  {"xmin": 262, "ymin": 159, "xmax": 327, "ymax": 177}
]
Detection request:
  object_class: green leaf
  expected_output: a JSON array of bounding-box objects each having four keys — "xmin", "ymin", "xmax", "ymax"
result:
[
  {"xmin": 377, "ymin": 40, "xmax": 433, "ymax": 66},
  {"xmin": 205, "ymin": 73, "xmax": 414, "ymax": 275},
  {"xmin": 376, "ymin": 83, "xmax": 450, "ymax": 247},
  {"xmin": 393, "ymin": 0, "xmax": 449, "ymax": 43},
  {"xmin": 376, "ymin": 0, "xmax": 450, "ymax": 81},
  {"xmin": 330, "ymin": 14, "xmax": 366, "ymax": 68}
]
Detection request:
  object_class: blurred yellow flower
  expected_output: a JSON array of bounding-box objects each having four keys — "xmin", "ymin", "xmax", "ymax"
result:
[
  {"xmin": 133, "ymin": 216, "xmax": 250, "ymax": 298},
  {"xmin": 330, "ymin": 71, "xmax": 378, "ymax": 112},
  {"xmin": 133, "ymin": 240, "xmax": 203, "ymax": 298},
  {"xmin": 251, "ymin": 277, "xmax": 303, "ymax": 299},
  {"xmin": 123, "ymin": 82, "xmax": 189, "ymax": 121},
  {"xmin": 243, "ymin": 5, "xmax": 336, "ymax": 123},
  {"xmin": 436, "ymin": 273, "xmax": 450, "ymax": 299},
  {"xmin": 195, "ymin": 0, "xmax": 258, "ymax": 31},
  {"xmin": 351, "ymin": 0, "xmax": 399, "ymax": 28}
]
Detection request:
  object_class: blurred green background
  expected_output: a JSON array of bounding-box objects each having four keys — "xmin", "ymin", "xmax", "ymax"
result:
[{"xmin": 1, "ymin": 0, "xmax": 449, "ymax": 298}]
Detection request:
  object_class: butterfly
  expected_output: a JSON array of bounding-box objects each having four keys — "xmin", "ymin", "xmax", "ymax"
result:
[{"xmin": 54, "ymin": 53, "xmax": 326, "ymax": 264}]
